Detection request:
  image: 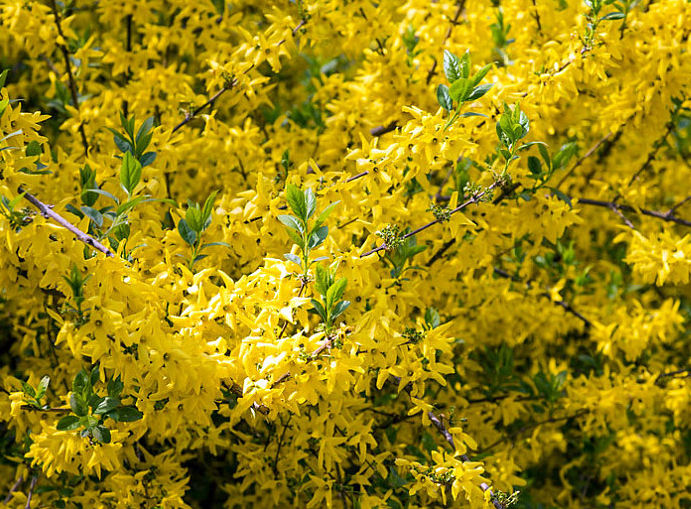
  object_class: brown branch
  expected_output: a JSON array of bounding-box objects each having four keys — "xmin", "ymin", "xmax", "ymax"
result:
[
  {"xmin": 172, "ymin": 19, "xmax": 306, "ymax": 134},
  {"xmin": 24, "ymin": 475, "xmax": 37, "ymax": 509},
  {"xmin": 554, "ymin": 132, "xmax": 612, "ymax": 189},
  {"xmin": 626, "ymin": 117, "xmax": 676, "ymax": 186},
  {"xmin": 20, "ymin": 405, "xmax": 70, "ymax": 412},
  {"xmin": 655, "ymin": 367, "xmax": 691, "ymax": 386},
  {"xmin": 361, "ymin": 183, "xmax": 496, "ymax": 258},
  {"xmin": 3, "ymin": 476, "xmax": 23, "ymax": 504},
  {"xmin": 172, "ymin": 82, "xmax": 236, "ymax": 133},
  {"xmin": 19, "ymin": 187, "xmax": 115, "ymax": 257},
  {"xmin": 577, "ymin": 198, "xmax": 691, "ymax": 228},
  {"xmin": 370, "ymin": 122, "xmax": 398, "ymax": 137},
  {"xmin": 426, "ymin": 1, "xmax": 466, "ymax": 85},
  {"xmin": 49, "ymin": 0, "xmax": 89, "ymax": 156}
]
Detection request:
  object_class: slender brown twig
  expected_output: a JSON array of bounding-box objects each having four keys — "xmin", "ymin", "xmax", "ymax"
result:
[
  {"xmin": 576, "ymin": 198, "xmax": 691, "ymax": 228},
  {"xmin": 3, "ymin": 476, "xmax": 23, "ymax": 504},
  {"xmin": 361, "ymin": 183, "xmax": 496, "ymax": 257},
  {"xmin": 49, "ymin": 0, "xmax": 89, "ymax": 156},
  {"xmin": 426, "ymin": 1, "xmax": 466, "ymax": 85},
  {"xmin": 555, "ymin": 133, "xmax": 612, "ymax": 188},
  {"xmin": 24, "ymin": 475, "xmax": 37, "ymax": 509},
  {"xmin": 19, "ymin": 187, "xmax": 115, "ymax": 257},
  {"xmin": 172, "ymin": 19, "xmax": 306, "ymax": 134}
]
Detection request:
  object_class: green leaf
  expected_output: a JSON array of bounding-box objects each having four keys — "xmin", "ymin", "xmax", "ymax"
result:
[
  {"xmin": 36, "ymin": 376, "xmax": 50, "ymax": 400},
  {"xmin": 200, "ymin": 241, "xmax": 230, "ymax": 249},
  {"xmin": 466, "ymin": 83, "xmax": 493, "ymax": 101},
  {"xmin": 20, "ymin": 381, "xmax": 35, "ymax": 398},
  {"xmin": 305, "ymin": 188, "xmax": 317, "ymax": 220},
  {"xmin": 107, "ymin": 377, "xmax": 124, "ymax": 398},
  {"xmin": 436, "ymin": 84, "xmax": 453, "ymax": 111},
  {"xmin": 25, "ymin": 141, "xmax": 42, "ymax": 157},
  {"xmin": 518, "ymin": 141, "xmax": 548, "ymax": 151},
  {"xmin": 278, "ymin": 214, "xmax": 304, "ymax": 233},
  {"xmin": 115, "ymin": 196, "xmax": 146, "ymax": 216},
  {"xmin": 135, "ymin": 116, "xmax": 154, "ymax": 147},
  {"xmin": 330, "ymin": 300, "xmax": 350, "ymax": 321},
  {"xmin": 81, "ymin": 206, "xmax": 103, "ymax": 227},
  {"xmin": 313, "ymin": 201, "xmax": 339, "ymax": 230},
  {"xmin": 549, "ymin": 187, "xmax": 573, "ymax": 208},
  {"xmin": 528, "ymin": 156, "xmax": 542, "ymax": 175},
  {"xmin": 553, "ymin": 142, "xmax": 578, "ymax": 169},
  {"xmin": 286, "ymin": 184, "xmax": 307, "ymax": 222},
  {"xmin": 120, "ymin": 152, "xmax": 142, "ymax": 196},
  {"xmin": 70, "ymin": 393, "xmax": 88, "ymax": 417},
  {"xmin": 94, "ymin": 397, "xmax": 121, "ymax": 415},
  {"xmin": 0, "ymin": 69, "xmax": 9, "ymax": 89},
  {"xmin": 93, "ymin": 425, "xmax": 111, "ymax": 443},
  {"xmin": 285, "ymin": 228, "xmax": 304, "ymax": 250},
  {"xmin": 425, "ymin": 307, "xmax": 441, "ymax": 329},
  {"xmin": 72, "ymin": 370, "xmax": 90, "ymax": 396},
  {"xmin": 326, "ymin": 277, "xmax": 348, "ymax": 310},
  {"xmin": 201, "ymin": 190, "xmax": 218, "ymax": 229},
  {"xmin": 116, "ymin": 406, "xmax": 143, "ymax": 422},
  {"xmin": 538, "ymin": 143, "xmax": 551, "ymax": 168},
  {"xmin": 315, "ymin": 264, "xmax": 330, "ymax": 296},
  {"xmin": 56, "ymin": 415, "xmax": 81, "ymax": 431},
  {"xmin": 460, "ymin": 50, "xmax": 471, "ymax": 78},
  {"xmin": 310, "ymin": 299, "xmax": 328, "ymax": 322},
  {"xmin": 82, "ymin": 188, "xmax": 118, "ymax": 204},
  {"xmin": 90, "ymin": 365, "xmax": 100, "ymax": 387},
  {"xmin": 120, "ymin": 112, "xmax": 135, "ymax": 139},
  {"xmin": 449, "ymin": 78, "xmax": 472, "ymax": 103},
  {"xmin": 139, "ymin": 151, "xmax": 157, "ymax": 167},
  {"xmin": 600, "ymin": 11, "xmax": 625, "ymax": 20},
  {"xmin": 284, "ymin": 253, "xmax": 302, "ymax": 267},
  {"xmin": 459, "ymin": 112, "xmax": 488, "ymax": 118},
  {"xmin": 105, "ymin": 127, "xmax": 133, "ymax": 154},
  {"xmin": 178, "ymin": 219, "xmax": 197, "ymax": 246},
  {"xmin": 470, "ymin": 63, "xmax": 492, "ymax": 88},
  {"xmin": 308, "ymin": 225, "xmax": 328, "ymax": 249},
  {"xmin": 185, "ymin": 206, "xmax": 204, "ymax": 233},
  {"xmin": 443, "ymin": 50, "xmax": 463, "ymax": 83}
]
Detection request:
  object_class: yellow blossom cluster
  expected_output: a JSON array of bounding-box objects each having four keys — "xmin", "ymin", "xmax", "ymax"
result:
[{"xmin": 1, "ymin": 0, "xmax": 691, "ymax": 508}]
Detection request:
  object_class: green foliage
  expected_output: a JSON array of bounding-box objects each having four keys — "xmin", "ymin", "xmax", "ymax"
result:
[
  {"xmin": 56, "ymin": 367, "xmax": 142, "ymax": 444},
  {"xmin": 177, "ymin": 191, "xmax": 228, "ymax": 270},
  {"xmin": 280, "ymin": 183, "xmax": 338, "ymax": 277}
]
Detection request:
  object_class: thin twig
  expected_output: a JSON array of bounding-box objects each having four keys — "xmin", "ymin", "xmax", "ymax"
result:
[
  {"xmin": 370, "ymin": 122, "xmax": 398, "ymax": 137},
  {"xmin": 19, "ymin": 187, "xmax": 115, "ymax": 257},
  {"xmin": 20, "ymin": 405, "xmax": 70, "ymax": 412},
  {"xmin": 49, "ymin": 0, "xmax": 89, "ymax": 156},
  {"xmin": 3, "ymin": 476, "xmax": 23, "ymax": 504},
  {"xmin": 172, "ymin": 82, "xmax": 236, "ymax": 133},
  {"xmin": 666, "ymin": 195, "xmax": 691, "ymax": 217},
  {"xmin": 577, "ymin": 198, "xmax": 691, "ymax": 228},
  {"xmin": 361, "ymin": 183, "xmax": 496, "ymax": 258},
  {"xmin": 426, "ymin": 0, "xmax": 466, "ymax": 85},
  {"xmin": 172, "ymin": 19, "xmax": 306, "ymax": 134},
  {"xmin": 555, "ymin": 133, "xmax": 612, "ymax": 188},
  {"xmin": 25, "ymin": 475, "xmax": 37, "ymax": 509}
]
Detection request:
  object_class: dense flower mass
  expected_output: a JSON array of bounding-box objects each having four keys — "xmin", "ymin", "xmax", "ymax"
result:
[{"xmin": 1, "ymin": 0, "xmax": 691, "ymax": 508}]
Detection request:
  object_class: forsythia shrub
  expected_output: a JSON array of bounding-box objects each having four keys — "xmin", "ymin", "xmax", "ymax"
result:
[{"xmin": 1, "ymin": 0, "xmax": 691, "ymax": 508}]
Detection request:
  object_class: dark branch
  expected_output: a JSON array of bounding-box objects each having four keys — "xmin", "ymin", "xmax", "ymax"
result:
[
  {"xmin": 49, "ymin": 0, "xmax": 89, "ymax": 156},
  {"xmin": 19, "ymin": 187, "xmax": 115, "ymax": 257}
]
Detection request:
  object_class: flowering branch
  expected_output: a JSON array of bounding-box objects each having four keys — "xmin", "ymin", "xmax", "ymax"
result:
[
  {"xmin": 361, "ymin": 183, "xmax": 497, "ymax": 257},
  {"xmin": 19, "ymin": 187, "xmax": 115, "ymax": 257}
]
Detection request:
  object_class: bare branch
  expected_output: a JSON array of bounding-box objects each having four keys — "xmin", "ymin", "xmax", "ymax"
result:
[{"xmin": 19, "ymin": 187, "xmax": 115, "ymax": 258}]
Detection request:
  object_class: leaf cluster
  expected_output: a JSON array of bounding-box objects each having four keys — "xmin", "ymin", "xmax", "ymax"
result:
[{"xmin": 56, "ymin": 367, "xmax": 142, "ymax": 444}]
